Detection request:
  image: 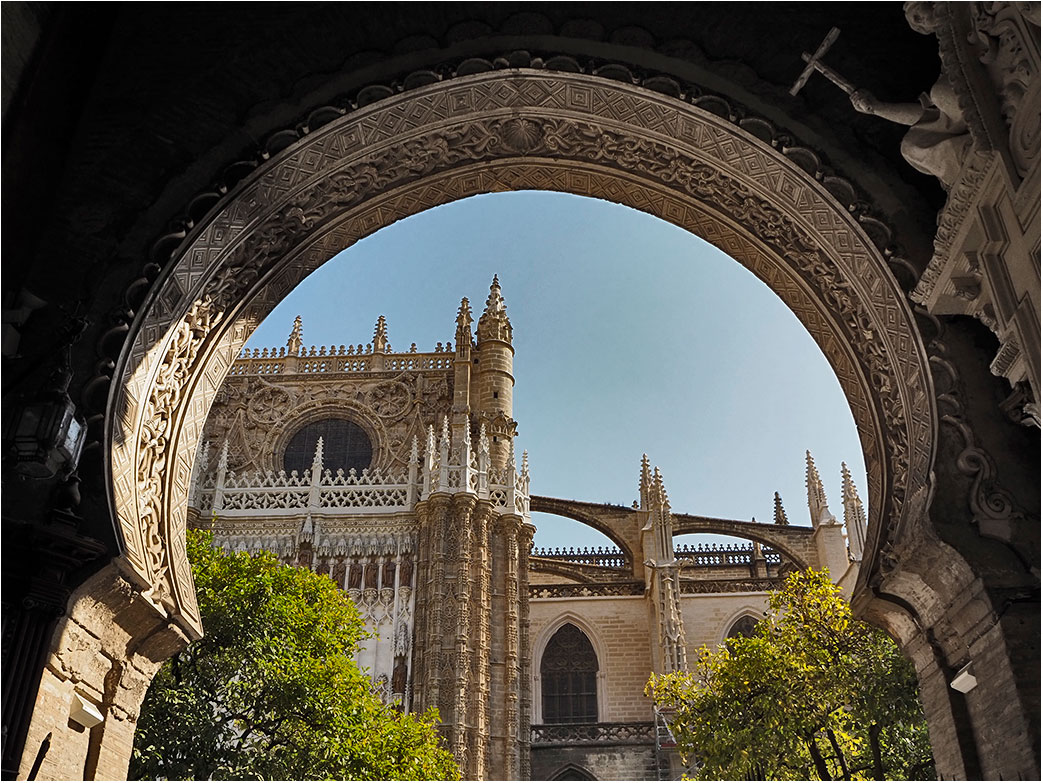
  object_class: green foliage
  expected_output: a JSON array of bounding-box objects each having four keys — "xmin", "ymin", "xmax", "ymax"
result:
[
  {"xmin": 131, "ymin": 530, "xmax": 459, "ymax": 781},
  {"xmin": 647, "ymin": 569, "xmax": 934, "ymax": 780}
]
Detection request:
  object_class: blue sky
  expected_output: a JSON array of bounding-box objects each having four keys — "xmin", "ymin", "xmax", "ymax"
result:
[{"xmin": 244, "ymin": 191, "xmax": 867, "ymax": 551}]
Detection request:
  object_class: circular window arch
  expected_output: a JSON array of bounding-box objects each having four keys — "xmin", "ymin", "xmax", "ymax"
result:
[{"xmin": 283, "ymin": 418, "xmax": 373, "ymax": 475}]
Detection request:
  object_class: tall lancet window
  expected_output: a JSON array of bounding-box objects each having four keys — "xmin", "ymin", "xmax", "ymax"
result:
[
  {"xmin": 284, "ymin": 418, "xmax": 372, "ymax": 476},
  {"xmin": 541, "ymin": 623, "xmax": 598, "ymax": 724}
]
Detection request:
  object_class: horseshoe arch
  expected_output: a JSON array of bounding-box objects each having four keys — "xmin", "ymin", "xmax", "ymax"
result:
[{"xmin": 107, "ymin": 69, "xmax": 935, "ymax": 638}]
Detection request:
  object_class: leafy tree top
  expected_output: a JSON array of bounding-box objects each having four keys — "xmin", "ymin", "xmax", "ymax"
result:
[
  {"xmin": 132, "ymin": 530, "xmax": 459, "ymax": 781},
  {"xmin": 647, "ymin": 569, "xmax": 934, "ymax": 781}
]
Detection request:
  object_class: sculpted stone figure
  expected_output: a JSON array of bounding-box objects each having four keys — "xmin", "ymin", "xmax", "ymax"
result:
[
  {"xmin": 848, "ymin": 3, "xmax": 972, "ymax": 188},
  {"xmin": 399, "ymin": 555, "xmax": 413, "ymax": 586},
  {"xmin": 348, "ymin": 562, "xmax": 362, "ymax": 590},
  {"xmin": 364, "ymin": 561, "xmax": 378, "ymax": 590}
]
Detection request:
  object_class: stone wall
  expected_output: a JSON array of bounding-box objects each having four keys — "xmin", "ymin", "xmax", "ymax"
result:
[
  {"xmin": 530, "ymin": 743, "xmax": 658, "ymax": 781},
  {"xmin": 17, "ymin": 568, "xmax": 189, "ymax": 781}
]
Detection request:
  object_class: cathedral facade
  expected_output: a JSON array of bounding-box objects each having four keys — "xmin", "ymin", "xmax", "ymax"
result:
[{"xmin": 187, "ymin": 279, "xmax": 867, "ymax": 780}]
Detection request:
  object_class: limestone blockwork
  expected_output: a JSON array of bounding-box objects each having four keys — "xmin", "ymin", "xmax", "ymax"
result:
[{"xmin": 4, "ymin": 4, "xmax": 1038, "ymax": 780}]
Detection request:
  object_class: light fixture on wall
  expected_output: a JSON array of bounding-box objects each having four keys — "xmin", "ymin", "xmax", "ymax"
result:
[
  {"xmin": 6, "ymin": 346, "xmax": 85, "ymax": 479},
  {"xmin": 69, "ymin": 693, "xmax": 104, "ymax": 729},
  {"xmin": 950, "ymin": 662, "xmax": 977, "ymax": 693}
]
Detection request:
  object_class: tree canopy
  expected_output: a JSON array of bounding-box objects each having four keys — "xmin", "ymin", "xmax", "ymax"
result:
[
  {"xmin": 647, "ymin": 569, "xmax": 934, "ymax": 780},
  {"xmin": 131, "ymin": 530, "xmax": 459, "ymax": 781}
]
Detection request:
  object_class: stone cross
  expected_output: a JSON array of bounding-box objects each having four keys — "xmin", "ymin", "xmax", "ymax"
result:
[{"xmin": 790, "ymin": 27, "xmax": 856, "ymax": 96}]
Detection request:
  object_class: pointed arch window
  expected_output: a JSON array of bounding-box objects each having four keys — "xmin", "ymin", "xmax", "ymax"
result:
[
  {"xmin": 727, "ymin": 614, "xmax": 759, "ymax": 640},
  {"xmin": 541, "ymin": 623, "xmax": 598, "ymax": 724}
]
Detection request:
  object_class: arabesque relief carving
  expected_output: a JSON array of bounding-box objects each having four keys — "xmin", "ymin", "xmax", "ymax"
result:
[{"xmin": 111, "ymin": 70, "xmax": 935, "ymax": 637}]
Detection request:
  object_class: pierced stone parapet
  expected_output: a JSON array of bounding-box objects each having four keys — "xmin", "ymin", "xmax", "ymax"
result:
[
  {"xmin": 675, "ymin": 543, "xmax": 783, "ymax": 567},
  {"xmin": 531, "ymin": 722, "xmax": 656, "ymax": 747},
  {"xmin": 227, "ymin": 343, "xmax": 457, "ymax": 377},
  {"xmin": 679, "ymin": 577, "xmax": 784, "ymax": 594},
  {"xmin": 529, "ymin": 582, "xmax": 645, "ymax": 599}
]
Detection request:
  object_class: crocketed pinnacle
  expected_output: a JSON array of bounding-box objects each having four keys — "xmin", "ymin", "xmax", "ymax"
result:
[
  {"xmin": 456, "ymin": 297, "xmax": 473, "ymax": 344},
  {"xmin": 841, "ymin": 462, "xmax": 867, "ymax": 560},
  {"xmin": 477, "ymin": 275, "xmax": 512, "ymax": 343},
  {"xmin": 806, "ymin": 450, "xmax": 830, "ymax": 525},
  {"xmin": 639, "ymin": 454, "xmax": 652, "ymax": 510},
  {"xmin": 311, "ymin": 436, "xmax": 325, "ymax": 472},
  {"xmin": 372, "ymin": 315, "xmax": 389, "ymax": 353},
  {"xmin": 650, "ymin": 466, "xmax": 670, "ymax": 510},
  {"xmin": 287, "ymin": 315, "xmax": 303, "ymax": 355},
  {"xmin": 773, "ymin": 491, "xmax": 790, "ymax": 526}
]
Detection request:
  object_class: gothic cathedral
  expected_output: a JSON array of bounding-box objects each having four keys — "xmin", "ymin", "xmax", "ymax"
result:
[{"xmin": 188, "ymin": 278, "xmax": 867, "ymax": 780}]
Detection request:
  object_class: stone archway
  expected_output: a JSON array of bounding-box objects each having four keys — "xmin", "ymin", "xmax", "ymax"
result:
[
  {"xmin": 108, "ymin": 70, "xmax": 935, "ymax": 645},
  {"xmin": 24, "ymin": 65, "xmax": 981, "ymax": 780}
]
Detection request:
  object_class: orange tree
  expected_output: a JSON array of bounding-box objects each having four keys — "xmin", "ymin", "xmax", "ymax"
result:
[
  {"xmin": 131, "ymin": 530, "xmax": 458, "ymax": 780},
  {"xmin": 647, "ymin": 569, "xmax": 933, "ymax": 780}
]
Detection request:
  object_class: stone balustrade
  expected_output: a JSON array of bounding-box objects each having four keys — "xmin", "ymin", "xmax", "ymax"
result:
[
  {"xmin": 675, "ymin": 542, "xmax": 782, "ymax": 567},
  {"xmin": 226, "ymin": 342, "xmax": 457, "ymax": 376},
  {"xmin": 191, "ymin": 418, "xmax": 530, "ymax": 518},
  {"xmin": 531, "ymin": 722, "xmax": 656, "ymax": 746}
]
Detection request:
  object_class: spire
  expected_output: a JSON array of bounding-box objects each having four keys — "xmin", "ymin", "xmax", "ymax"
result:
[
  {"xmin": 287, "ymin": 315, "xmax": 303, "ymax": 355},
  {"xmin": 841, "ymin": 462, "xmax": 868, "ymax": 561},
  {"xmin": 311, "ymin": 436, "xmax": 325, "ymax": 473},
  {"xmin": 639, "ymin": 454, "xmax": 652, "ymax": 510},
  {"xmin": 806, "ymin": 450, "xmax": 834, "ymax": 527},
  {"xmin": 773, "ymin": 491, "xmax": 790, "ymax": 525},
  {"xmin": 476, "ymin": 275, "xmax": 512, "ymax": 343},
  {"xmin": 456, "ymin": 297, "xmax": 473, "ymax": 346},
  {"xmin": 372, "ymin": 315, "xmax": 389, "ymax": 353},
  {"xmin": 651, "ymin": 466, "xmax": 670, "ymax": 511}
]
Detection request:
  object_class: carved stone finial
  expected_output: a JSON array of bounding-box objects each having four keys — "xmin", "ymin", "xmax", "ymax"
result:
[
  {"xmin": 651, "ymin": 466, "xmax": 670, "ymax": 510},
  {"xmin": 806, "ymin": 450, "xmax": 834, "ymax": 527},
  {"xmin": 311, "ymin": 436, "xmax": 325, "ymax": 471},
  {"xmin": 841, "ymin": 462, "xmax": 868, "ymax": 561},
  {"xmin": 639, "ymin": 454, "xmax": 653, "ymax": 510},
  {"xmin": 478, "ymin": 423, "xmax": 490, "ymax": 456},
  {"xmin": 774, "ymin": 491, "xmax": 790, "ymax": 526},
  {"xmin": 373, "ymin": 315, "xmax": 389, "ymax": 353},
  {"xmin": 456, "ymin": 297, "xmax": 473, "ymax": 344},
  {"xmin": 477, "ymin": 275, "xmax": 512, "ymax": 345},
  {"xmin": 287, "ymin": 315, "xmax": 303, "ymax": 355}
]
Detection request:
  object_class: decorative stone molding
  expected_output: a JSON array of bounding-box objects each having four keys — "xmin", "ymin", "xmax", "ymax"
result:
[
  {"xmin": 108, "ymin": 71, "xmax": 933, "ymax": 651},
  {"xmin": 913, "ymin": 3, "xmax": 1041, "ymax": 414}
]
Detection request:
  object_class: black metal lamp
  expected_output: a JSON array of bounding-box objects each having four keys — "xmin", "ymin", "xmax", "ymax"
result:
[{"xmin": 7, "ymin": 347, "xmax": 86, "ymax": 479}]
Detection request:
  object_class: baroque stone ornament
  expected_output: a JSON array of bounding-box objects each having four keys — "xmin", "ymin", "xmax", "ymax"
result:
[{"xmin": 110, "ymin": 70, "xmax": 935, "ymax": 638}]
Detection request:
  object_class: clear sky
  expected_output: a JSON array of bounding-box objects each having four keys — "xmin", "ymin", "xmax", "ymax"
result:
[{"xmin": 243, "ymin": 191, "xmax": 867, "ymax": 552}]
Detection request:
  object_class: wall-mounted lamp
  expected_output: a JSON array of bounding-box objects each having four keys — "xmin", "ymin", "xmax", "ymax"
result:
[
  {"xmin": 69, "ymin": 693, "xmax": 104, "ymax": 729},
  {"xmin": 6, "ymin": 347, "xmax": 85, "ymax": 479},
  {"xmin": 950, "ymin": 662, "xmax": 977, "ymax": 693}
]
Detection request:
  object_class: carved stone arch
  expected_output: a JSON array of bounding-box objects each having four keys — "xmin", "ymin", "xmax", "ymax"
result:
[
  {"xmin": 532, "ymin": 613, "xmax": 607, "ymax": 725},
  {"xmin": 719, "ymin": 606, "xmax": 767, "ymax": 645},
  {"xmin": 550, "ymin": 763, "xmax": 597, "ymax": 780},
  {"xmin": 108, "ymin": 69, "xmax": 935, "ymax": 646}
]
